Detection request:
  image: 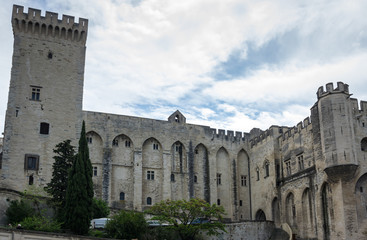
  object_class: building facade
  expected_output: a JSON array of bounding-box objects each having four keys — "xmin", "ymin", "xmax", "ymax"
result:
[{"xmin": 1, "ymin": 5, "xmax": 367, "ymax": 239}]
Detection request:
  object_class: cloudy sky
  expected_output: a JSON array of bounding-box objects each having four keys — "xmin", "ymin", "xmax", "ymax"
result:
[{"xmin": 1, "ymin": 0, "xmax": 367, "ymax": 134}]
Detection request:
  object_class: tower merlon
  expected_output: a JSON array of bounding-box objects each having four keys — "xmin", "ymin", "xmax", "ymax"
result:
[
  {"xmin": 317, "ymin": 82, "xmax": 349, "ymax": 99},
  {"xmin": 12, "ymin": 5, "xmax": 88, "ymax": 43}
]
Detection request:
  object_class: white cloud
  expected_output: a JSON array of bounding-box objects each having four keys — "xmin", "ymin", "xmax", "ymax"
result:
[{"xmin": 0, "ymin": 0, "xmax": 367, "ymax": 134}]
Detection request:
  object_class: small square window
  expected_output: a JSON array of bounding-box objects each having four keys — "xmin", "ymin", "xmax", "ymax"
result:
[
  {"xmin": 112, "ymin": 139, "xmax": 118, "ymax": 146},
  {"xmin": 125, "ymin": 140, "xmax": 131, "ymax": 147},
  {"xmin": 153, "ymin": 143, "xmax": 159, "ymax": 150},
  {"xmin": 24, "ymin": 154, "xmax": 39, "ymax": 170}
]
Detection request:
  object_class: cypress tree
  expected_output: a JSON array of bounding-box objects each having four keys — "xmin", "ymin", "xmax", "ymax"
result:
[
  {"xmin": 44, "ymin": 140, "xmax": 75, "ymax": 223},
  {"xmin": 64, "ymin": 121, "xmax": 94, "ymax": 235}
]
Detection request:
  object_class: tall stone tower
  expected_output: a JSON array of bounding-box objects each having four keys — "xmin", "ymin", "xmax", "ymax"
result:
[{"xmin": 0, "ymin": 5, "xmax": 88, "ymax": 192}]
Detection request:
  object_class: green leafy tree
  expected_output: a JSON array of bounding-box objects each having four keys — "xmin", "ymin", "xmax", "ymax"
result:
[
  {"xmin": 5, "ymin": 199, "xmax": 35, "ymax": 225},
  {"xmin": 64, "ymin": 121, "xmax": 94, "ymax": 235},
  {"xmin": 105, "ymin": 210, "xmax": 148, "ymax": 239},
  {"xmin": 44, "ymin": 140, "xmax": 75, "ymax": 222},
  {"xmin": 147, "ymin": 198, "xmax": 226, "ymax": 240},
  {"xmin": 92, "ymin": 198, "xmax": 110, "ymax": 219}
]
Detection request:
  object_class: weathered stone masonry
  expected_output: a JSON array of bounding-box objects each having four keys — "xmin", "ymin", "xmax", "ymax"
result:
[{"xmin": 1, "ymin": 5, "xmax": 367, "ymax": 240}]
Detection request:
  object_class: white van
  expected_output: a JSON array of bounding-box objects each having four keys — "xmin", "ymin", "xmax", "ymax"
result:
[{"xmin": 90, "ymin": 218, "xmax": 110, "ymax": 229}]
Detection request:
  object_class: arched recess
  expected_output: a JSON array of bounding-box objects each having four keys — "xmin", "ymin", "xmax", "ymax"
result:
[
  {"xmin": 170, "ymin": 141, "xmax": 188, "ymax": 200},
  {"xmin": 111, "ymin": 134, "xmax": 134, "ymax": 166},
  {"xmin": 237, "ymin": 149, "xmax": 250, "ymax": 220},
  {"xmin": 355, "ymin": 173, "xmax": 367, "ymax": 225},
  {"xmin": 272, "ymin": 197, "xmax": 280, "ymax": 225},
  {"xmin": 255, "ymin": 209, "xmax": 266, "ymax": 220},
  {"xmin": 142, "ymin": 137, "xmax": 162, "ymax": 168},
  {"xmin": 13, "ymin": 18, "xmax": 19, "ymax": 30},
  {"xmin": 361, "ymin": 137, "xmax": 367, "ymax": 151},
  {"xmin": 301, "ymin": 188, "xmax": 314, "ymax": 238},
  {"xmin": 321, "ymin": 183, "xmax": 332, "ymax": 240},
  {"xmin": 61, "ymin": 27, "xmax": 66, "ymax": 39},
  {"xmin": 47, "ymin": 25, "xmax": 53, "ymax": 36},
  {"xmin": 27, "ymin": 21, "xmax": 32, "ymax": 33},
  {"xmin": 111, "ymin": 134, "xmax": 134, "ymax": 210},
  {"xmin": 34, "ymin": 22, "xmax": 40, "ymax": 34},
  {"xmin": 142, "ymin": 137, "xmax": 163, "ymax": 208},
  {"xmin": 216, "ymin": 147, "xmax": 231, "ymax": 217},
  {"xmin": 54, "ymin": 26, "xmax": 60, "ymax": 37},
  {"xmin": 73, "ymin": 30, "xmax": 79, "ymax": 41},
  {"xmin": 171, "ymin": 141, "xmax": 187, "ymax": 173},
  {"xmin": 20, "ymin": 20, "xmax": 26, "ymax": 31},
  {"xmin": 41, "ymin": 24, "xmax": 46, "ymax": 35},
  {"xmin": 86, "ymin": 131, "xmax": 103, "ymax": 198},
  {"xmin": 194, "ymin": 143, "xmax": 209, "ymax": 201},
  {"xmin": 286, "ymin": 192, "xmax": 296, "ymax": 228}
]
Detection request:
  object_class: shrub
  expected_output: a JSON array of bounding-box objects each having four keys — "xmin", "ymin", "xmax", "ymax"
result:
[
  {"xmin": 105, "ymin": 210, "xmax": 148, "ymax": 239},
  {"xmin": 20, "ymin": 215, "xmax": 62, "ymax": 232},
  {"xmin": 5, "ymin": 199, "xmax": 35, "ymax": 224},
  {"xmin": 91, "ymin": 198, "xmax": 110, "ymax": 219},
  {"xmin": 142, "ymin": 227, "xmax": 179, "ymax": 240}
]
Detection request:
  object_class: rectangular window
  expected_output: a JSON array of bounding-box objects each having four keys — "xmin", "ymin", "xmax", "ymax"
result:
[
  {"xmin": 153, "ymin": 143, "xmax": 159, "ymax": 150},
  {"xmin": 30, "ymin": 86, "xmax": 41, "ymax": 101},
  {"xmin": 93, "ymin": 166, "xmax": 97, "ymax": 176},
  {"xmin": 24, "ymin": 154, "xmax": 39, "ymax": 170},
  {"xmin": 112, "ymin": 139, "xmax": 118, "ymax": 146},
  {"xmin": 265, "ymin": 162, "xmax": 270, "ymax": 177},
  {"xmin": 125, "ymin": 140, "xmax": 131, "ymax": 147},
  {"xmin": 298, "ymin": 155, "xmax": 304, "ymax": 171},
  {"xmin": 256, "ymin": 169, "xmax": 260, "ymax": 181},
  {"xmin": 147, "ymin": 170, "xmax": 155, "ymax": 180},
  {"xmin": 217, "ymin": 173, "xmax": 221, "ymax": 185},
  {"xmin": 286, "ymin": 160, "xmax": 292, "ymax": 176},
  {"xmin": 40, "ymin": 122, "xmax": 49, "ymax": 135},
  {"xmin": 241, "ymin": 175, "xmax": 247, "ymax": 186},
  {"xmin": 87, "ymin": 136, "xmax": 92, "ymax": 144}
]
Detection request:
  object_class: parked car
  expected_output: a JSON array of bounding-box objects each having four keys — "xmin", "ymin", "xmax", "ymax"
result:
[{"xmin": 90, "ymin": 218, "xmax": 110, "ymax": 229}]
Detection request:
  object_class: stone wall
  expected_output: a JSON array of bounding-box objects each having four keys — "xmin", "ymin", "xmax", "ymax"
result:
[{"xmin": 0, "ymin": 222, "xmax": 274, "ymax": 240}]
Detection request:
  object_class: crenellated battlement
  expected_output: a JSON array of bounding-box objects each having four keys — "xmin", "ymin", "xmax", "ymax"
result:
[
  {"xmin": 11, "ymin": 5, "xmax": 88, "ymax": 44},
  {"xmin": 281, "ymin": 117, "xmax": 312, "ymax": 141},
  {"xmin": 317, "ymin": 82, "xmax": 349, "ymax": 99},
  {"xmin": 249, "ymin": 126, "xmax": 285, "ymax": 147},
  {"xmin": 350, "ymin": 98, "xmax": 367, "ymax": 115},
  {"xmin": 206, "ymin": 128, "xmax": 250, "ymax": 142}
]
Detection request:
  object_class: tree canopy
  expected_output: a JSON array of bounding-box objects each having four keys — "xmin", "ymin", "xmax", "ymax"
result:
[
  {"xmin": 64, "ymin": 121, "xmax": 94, "ymax": 235},
  {"xmin": 105, "ymin": 210, "xmax": 147, "ymax": 239},
  {"xmin": 147, "ymin": 198, "xmax": 226, "ymax": 240}
]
